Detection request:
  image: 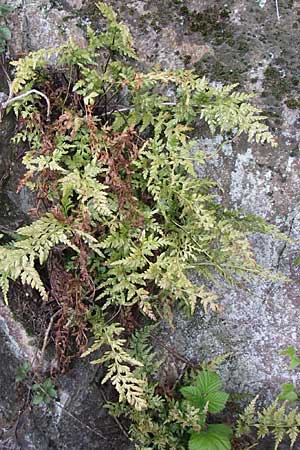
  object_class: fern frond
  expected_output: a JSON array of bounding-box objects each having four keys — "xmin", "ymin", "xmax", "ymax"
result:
[
  {"xmin": 0, "ymin": 214, "xmax": 72, "ymax": 303},
  {"xmin": 128, "ymin": 326, "xmax": 162, "ymax": 376},
  {"xmin": 59, "ymin": 163, "xmax": 112, "ymax": 218},
  {"xmin": 95, "ymin": 2, "xmax": 136, "ymax": 58},
  {"xmin": 0, "ymin": 275, "xmax": 9, "ymax": 304},
  {"xmin": 10, "ymin": 47, "xmax": 61, "ymax": 94},
  {"xmin": 237, "ymin": 397, "xmax": 300, "ymax": 449},
  {"xmin": 82, "ymin": 310, "xmax": 147, "ymax": 410}
]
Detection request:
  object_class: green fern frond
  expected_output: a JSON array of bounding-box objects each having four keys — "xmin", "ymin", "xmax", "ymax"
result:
[
  {"xmin": 95, "ymin": 2, "xmax": 136, "ymax": 58},
  {"xmin": 82, "ymin": 309, "xmax": 147, "ymax": 410},
  {"xmin": 10, "ymin": 47, "xmax": 60, "ymax": 94},
  {"xmin": 59, "ymin": 163, "xmax": 112, "ymax": 218},
  {"xmin": 0, "ymin": 214, "xmax": 73, "ymax": 303},
  {"xmin": 237, "ymin": 397, "xmax": 300, "ymax": 449}
]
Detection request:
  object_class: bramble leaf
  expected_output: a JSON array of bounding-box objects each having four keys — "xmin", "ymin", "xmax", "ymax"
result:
[
  {"xmin": 281, "ymin": 346, "xmax": 300, "ymax": 369},
  {"xmin": 189, "ymin": 424, "xmax": 232, "ymax": 450},
  {"xmin": 278, "ymin": 384, "xmax": 298, "ymax": 402}
]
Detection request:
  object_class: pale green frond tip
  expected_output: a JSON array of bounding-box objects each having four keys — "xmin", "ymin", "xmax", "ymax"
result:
[
  {"xmin": 237, "ymin": 394, "xmax": 300, "ymax": 448},
  {"xmin": 0, "ymin": 214, "xmax": 73, "ymax": 303},
  {"xmin": 82, "ymin": 311, "xmax": 147, "ymax": 410}
]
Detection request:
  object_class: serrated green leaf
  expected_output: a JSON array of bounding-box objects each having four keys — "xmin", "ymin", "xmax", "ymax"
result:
[
  {"xmin": 290, "ymin": 356, "xmax": 300, "ymax": 370},
  {"xmin": 206, "ymin": 391, "xmax": 229, "ymax": 413},
  {"xmin": 181, "ymin": 386, "xmax": 202, "ymax": 403},
  {"xmin": 42, "ymin": 378, "xmax": 53, "ymax": 389},
  {"xmin": 47, "ymin": 387, "xmax": 57, "ymax": 398},
  {"xmin": 189, "ymin": 424, "xmax": 232, "ymax": 450},
  {"xmin": 181, "ymin": 371, "xmax": 228, "ymax": 412},
  {"xmin": 15, "ymin": 361, "xmax": 30, "ymax": 382},
  {"xmin": 196, "ymin": 370, "xmax": 222, "ymax": 395},
  {"xmin": 281, "ymin": 346, "xmax": 296, "ymax": 358},
  {"xmin": 32, "ymin": 394, "xmax": 44, "ymax": 405},
  {"xmin": 281, "ymin": 346, "xmax": 300, "ymax": 369},
  {"xmin": 15, "ymin": 375, "xmax": 24, "ymax": 382},
  {"xmin": 0, "ymin": 26, "xmax": 11, "ymax": 41},
  {"xmin": 0, "ymin": 5, "xmax": 13, "ymax": 15},
  {"xmin": 278, "ymin": 383, "xmax": 298, "ymax": 402}
]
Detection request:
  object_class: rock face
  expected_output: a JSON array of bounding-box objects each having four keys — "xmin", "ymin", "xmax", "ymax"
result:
[{"xmin": 0, "ymin": 0, "xmax": 300, "ymax": 449}]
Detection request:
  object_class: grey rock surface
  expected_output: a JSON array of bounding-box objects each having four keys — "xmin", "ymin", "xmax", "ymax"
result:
[
  {"xmin": 0, "ymin": 0, "xmax": 300, "ymax": 449},
  {"xmin": 0, "ymin": 286, "xmax": 132, "ymax": 449}
]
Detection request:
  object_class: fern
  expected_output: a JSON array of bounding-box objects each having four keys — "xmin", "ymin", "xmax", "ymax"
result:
[
  {"xmin": 59, "ymin": 162, "xmax": 112, "ymax": 218},
  {"xmin": 0, "ymin": 214, "xmax": 74, "ymax": 303},
  {"xmin": 236, "ymin": 396, "xmax": 300, "ymax": 449},
  {"xmin": 10, "ymin": 47, "xmax": 60, "ymax": 94},
  {"xmin": 82, "ymin": 308, "xmax": 147, "ymax": 410},
  {"xmin": 0, "ymin": 1, "xmax": 284, "ymax": 416},
  {"xmin": 95, "ymin": 2, "xmax": 136, "ymax": 58},
  {"xmin": 128, "ymin": 326, "xmax": 162, "ymax": 376},
  {"xmin": 110, "ymin": 366, "xmax": 232, "ymax": 450}
]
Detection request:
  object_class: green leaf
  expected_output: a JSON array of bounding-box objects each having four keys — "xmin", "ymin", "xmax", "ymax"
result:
[
  {"xmin": 32, "ymin": 394, "xmax": 45, "ymax": 405},
  {"xmin": 281, "ymin": 346, "xmax": 296, "ymax": 358},
  {"xmin": 15, "ymin": 374, "xmax": 25, "ymax": 383},
  {"xmin": 289, "ymin": 356, "xmax": 300, "ymax": 369},
  {"xmin": 206, "ymin": 391, "xmax": 229, "ymax": 413},
  {"xmin": 180, "ymin": 386, "xmax": 202, "ymax": 404},
  {"xmin": 278, "ymin": 383, "xmax": 298, "ymax": 402},
  {"xmin": 181, "ymin": 371, "xmax": 228, "ymax": 412},
  {"xmin": 0, "ymin": 5, "xmax": 13, "ymax": 15},
  {"xmin": 15, "ymin": 361, "xmax": 30, "ymax": 382},
  {"xmin": 41, "ymin": 378, "xmax": 57, "ymax": 398},
  {"xmin": 196, "ymin": 371, "xmax": 222, "ymax": 395},
  {"xmin": 189, "ymin": 424, "xmax": 232, "ymax": 450},
  {"xmin": 281, "ymin": 346, "xmax": 300, "ymax": 369},
  {"xmin": 42, "ymin": 378, "xmax": 53, "ymax": 389},
  {"xmin": 0, "ymin": 26, "xmax": 11, "ymax": 41}
]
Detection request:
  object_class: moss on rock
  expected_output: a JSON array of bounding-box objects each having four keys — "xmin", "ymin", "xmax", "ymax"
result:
[{"xmin": 285, "ymin": 98, "xmax": 300, "ymax": 110}]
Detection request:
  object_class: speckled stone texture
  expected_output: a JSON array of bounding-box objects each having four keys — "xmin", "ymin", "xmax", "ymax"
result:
[{"xmin": 0, "ymin": 0, "xmax": 300, "ymax": 449}]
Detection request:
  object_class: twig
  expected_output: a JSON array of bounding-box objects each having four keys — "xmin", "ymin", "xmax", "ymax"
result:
[
  {"xmin": 37, "ymin": 310, "xmax": 61, "ymax": 371},
  {"xmin": 150, "ymin": 334, "xmax": 197, "ymax": 368},
  {"xmin": 54, "ymin": 399, "xmax": 107, "ymax": 439},
  {"xmin": 2, "ymin": 89, "xmax": 51, "ymax": 120},
  {"xmin": 23, "ymin": 379, "xmax": 107, "ymax": 440},
  {"xmin": 100, "ymin": 106, "xmax": 131, "ymax": 117},
  {"xmin": 275, "ymin": 0, "xmax": 280, "ymax": 21},
  {"xmin": 0, "ymin": 57, "xmax": 13, "ymax": 100},
  {"xmin": 0, "ymin": 165, "xmax": 11, "ymax": 190},
  {"xmin": 206, "ymin": 134, "xmax": 239, "ymax": 160},
  {"xmin": 106, "ymin": 305, "xmax": 121, "ymax": 324},
  {"xmin": 101, "ymin": 101, "xmax": 177, "ymax": 118},
  {"xmin": 14, "ymin": 406, "xmax": 31, "ymax": 446},
  {"xmin": 100, "ymin": 390, "xmax": 130, "ymax": 440}
]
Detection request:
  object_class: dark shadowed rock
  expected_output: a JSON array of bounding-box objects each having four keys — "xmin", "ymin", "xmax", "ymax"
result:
[{"xmin": 0, "ymin": 298, "xmax": 133, "ymax": 449}]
